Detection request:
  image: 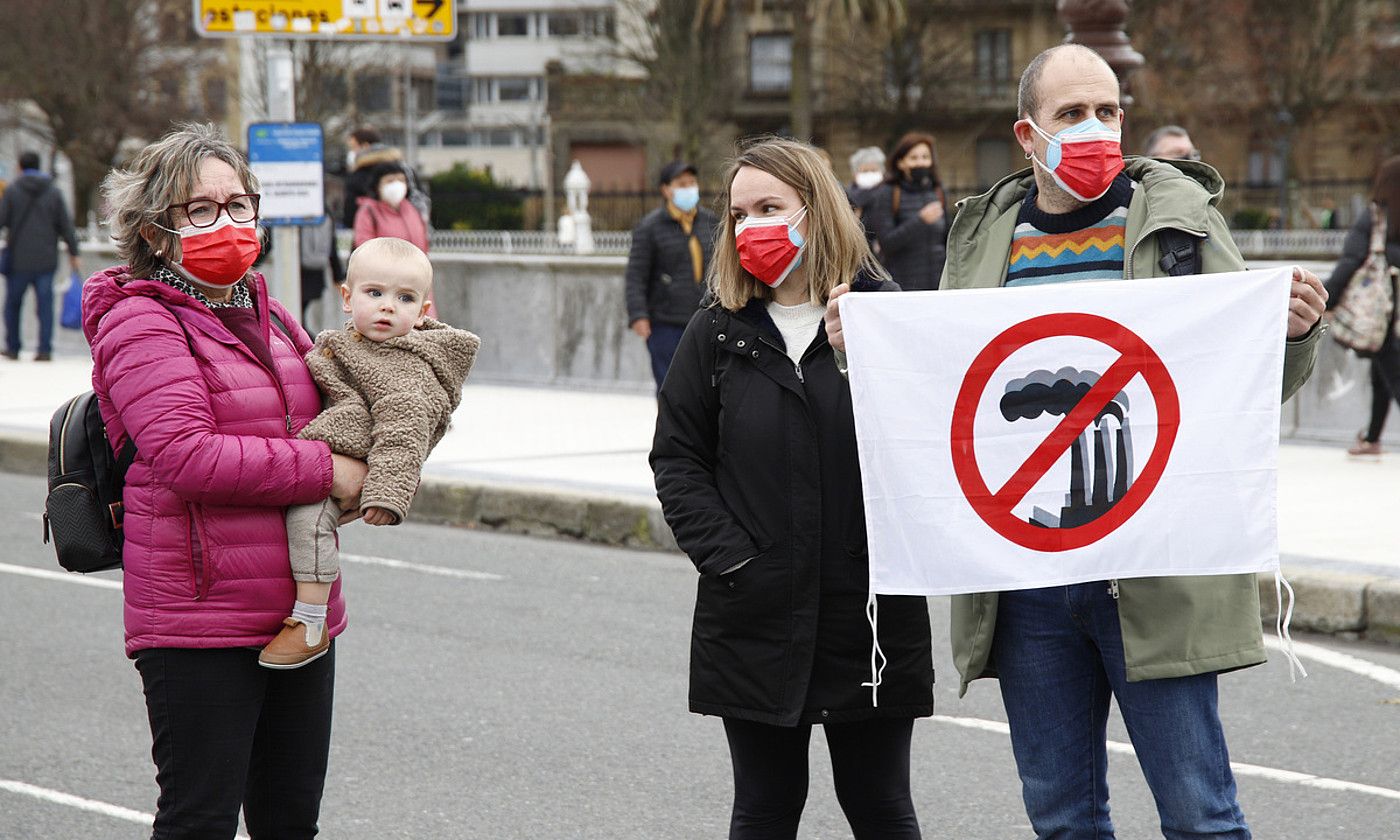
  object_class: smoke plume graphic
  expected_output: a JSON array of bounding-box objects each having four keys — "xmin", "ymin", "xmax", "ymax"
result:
[{"xmin": 1000, "ymin": 367, "xmax": 1135, "ymax": 529}]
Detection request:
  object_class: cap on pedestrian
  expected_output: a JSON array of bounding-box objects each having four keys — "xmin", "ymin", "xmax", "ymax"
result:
[{"xmin": 659, "ymin": 160, "xmax": 698, "ymax": 186}]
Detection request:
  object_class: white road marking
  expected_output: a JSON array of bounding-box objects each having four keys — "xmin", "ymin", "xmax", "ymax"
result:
[
  {"xmin": 931, "ymin": 716, "xmax": 1400, "ymax": 802},
  {"xmin": 0, "ymin": 779, "xmax": 152, "ymax": 825},
  {"xmin": 340, "ymin": 553, "xmax": 504, "ymax": 581},
  {"xmin": 0, "ymin": 562, "xmax": 122, "ymax": 590},
  {"xmin": 0, "ymin": 779, "xmax": 252, "ymax": 837},
  {"xmin": 0, "ymin": 556, "xmax": 501, "ymax": 589},
  {"xmin": 1265, "ymin": 634, "xmax": 1400, "ymax": 690}
]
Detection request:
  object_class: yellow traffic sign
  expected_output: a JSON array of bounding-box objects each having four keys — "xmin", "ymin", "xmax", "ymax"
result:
[{"xmin": 194, "ymin": 0, "xmax": 456, "ymax": 41}]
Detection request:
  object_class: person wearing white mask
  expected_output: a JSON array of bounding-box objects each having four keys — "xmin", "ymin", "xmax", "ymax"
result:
[
  {"xmin": 624, "ymin": 160, "xmax": 719, "ymax": 391},
  {"xmin": 352, "ymin": 162, "xmax": 429, "ymax": 254},
  {"xmin": 845, "ymin": 146, "xmax": 886, "ymax": 218}
]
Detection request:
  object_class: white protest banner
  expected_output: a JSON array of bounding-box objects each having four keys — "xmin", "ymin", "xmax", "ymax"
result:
[{"xmin": 840, "ymin": 268, "xmax": 1291, "ymax": 596}]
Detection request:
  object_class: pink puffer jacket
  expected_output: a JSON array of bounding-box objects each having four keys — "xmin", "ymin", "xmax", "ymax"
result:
[{"xmin": 82, "ymin": 267, "xmax": 344, "ymax": 657}]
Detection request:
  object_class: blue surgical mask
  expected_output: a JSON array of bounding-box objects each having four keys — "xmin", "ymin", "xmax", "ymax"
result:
[{"xmin": 671, "ymin": 186, "xmax": 700, "ymax": 212}]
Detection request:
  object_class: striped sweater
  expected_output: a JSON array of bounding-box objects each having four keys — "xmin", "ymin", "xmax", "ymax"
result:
[{"xmin": 1006, "ymin": 174, "xmax": 1136, "ymax": 286}]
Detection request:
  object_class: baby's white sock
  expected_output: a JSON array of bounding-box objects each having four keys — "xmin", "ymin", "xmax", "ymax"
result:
[{"xmin": 291, "ymin": 600, "xmax": 327, "ymax": 625}]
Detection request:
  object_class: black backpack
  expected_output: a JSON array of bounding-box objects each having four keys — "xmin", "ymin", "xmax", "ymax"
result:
[
  {"xmin": 40, "ymin": 308, "xmax": 296, "ymax": 573},
  {"xmin": 42, "ymin": 391, "xmax": 135, "ymax": 573}
]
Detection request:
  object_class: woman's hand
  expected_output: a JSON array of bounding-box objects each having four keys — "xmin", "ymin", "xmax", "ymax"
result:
[
  {"xmin": 330, "ymin": 453, "xmax": 367, "ymax": 516},
  {"xmin": 919, "ymin": 201, "xmax": 945, "ymax": 225},
  {"xmin": 825, "ymin": 283, "xmax": 851, "ymax": 352}
]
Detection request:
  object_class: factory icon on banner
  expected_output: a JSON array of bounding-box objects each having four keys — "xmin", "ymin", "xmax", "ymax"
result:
[{"xmin": 1000, "ymin": 368, "xmax": 1135, "ymax": 530}]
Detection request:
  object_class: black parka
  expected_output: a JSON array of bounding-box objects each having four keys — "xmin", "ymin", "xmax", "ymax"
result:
[
  {"xmin": 624, "ymin": 205, "xmax": 719, "ymax": 328},
  {"xmin": 863, "ymin": 179, "xmax": 948, "ymax": 291},
  {"xmin": 650, "ymin": 277, "xmax": 934, "ymax": 727}
]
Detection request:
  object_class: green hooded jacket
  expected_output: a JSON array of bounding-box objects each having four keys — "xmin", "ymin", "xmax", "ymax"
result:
[{"xmin": 938, "ymin": 157, "xmax": 1321, "ymax": 695}]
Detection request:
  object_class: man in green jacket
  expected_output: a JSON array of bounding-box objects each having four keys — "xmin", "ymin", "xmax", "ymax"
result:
[{"xmin": 826, "ymin": 44, "xmax": 1327, "ymax": 839}]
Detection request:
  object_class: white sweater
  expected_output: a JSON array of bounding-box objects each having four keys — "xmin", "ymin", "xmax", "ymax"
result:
[{"xmin": 766, "ymin": 300, "xmax": 825, "ymax": 365}]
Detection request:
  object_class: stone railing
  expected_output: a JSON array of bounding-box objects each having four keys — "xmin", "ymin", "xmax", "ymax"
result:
[{"xmin": 1228, "ymin": 229, "xmax": 1349, "ymax": 260}]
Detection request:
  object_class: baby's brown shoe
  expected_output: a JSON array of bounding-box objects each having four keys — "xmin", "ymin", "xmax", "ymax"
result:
[{"xmin": 258, "ymin": 618, "xmax": 329, "ymax": 669}]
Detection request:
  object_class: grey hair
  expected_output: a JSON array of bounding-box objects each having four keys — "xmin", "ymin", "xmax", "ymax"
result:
[
  {"xmin": 1017, "ymin": 44, "xmax": 1115, "ymax": 121},
  {"xmin": 848, "ymin": 146, "xmax": 886, "ymax": 177},
  {"xmin": 101, "ymin": 123, "xmax": 259, "ymax": 279},
  {"xmin": 1143, "ymin": 125, "xmax": 1191, "ymax": 156}
]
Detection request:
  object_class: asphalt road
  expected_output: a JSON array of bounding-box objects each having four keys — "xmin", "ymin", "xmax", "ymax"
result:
[{"xmin": 2, "ymin": 471, "xmax": 1398, "ymax": 839}]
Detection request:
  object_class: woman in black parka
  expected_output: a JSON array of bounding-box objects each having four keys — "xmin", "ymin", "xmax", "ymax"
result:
[
  {"xmin": 650, "ymin": 137, "xmax": 933, "ymax": 840},
  {"xmin": 863, "ymin": 131, "xmax": 949, "ymax": 291}
]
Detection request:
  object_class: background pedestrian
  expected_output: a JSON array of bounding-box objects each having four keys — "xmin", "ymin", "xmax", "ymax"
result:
[
  {"xmin": 300, "ymin": 206, "xmax": 344, "ymax": 327},
  {"xmin": 86, "ymin": 123, "xmax": 368, "ymax": 838},
  {"xmin": 0, "ymin": 150, "xmax": 80, "ymax": 361},
  {"xmin": 1142, "ymin": 124, "xmax": 1200, "ymax": 160},
  {"xmin": 846, "ymin": 146, "xmax": 886, "ymax": 245},
  {"xmin": 862, "ymin": 132, "xmax": 949, "ymax": 291},
  {"xmin": 651, "ymin": 137, "xmax": 933, "ymax": 840},
  {"xmin": 624, "ymin": 160, "xmax": 718, "ymax": 390},
  {"xmin": 1325, "ymin": 154, "xmax": 1400, "ymax": 456},
  {"xmin": 353, "ymin": 161, "xmax": 429, "ymax": 252}
]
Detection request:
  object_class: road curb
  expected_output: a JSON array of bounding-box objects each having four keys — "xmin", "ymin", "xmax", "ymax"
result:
[
  {"xmin": 4, "ymin": 433, "xmax": 1394, "ymax": 646},
  {"xmin": 0, "ymin": 433, "xmax": 681, "ymax": 553}
]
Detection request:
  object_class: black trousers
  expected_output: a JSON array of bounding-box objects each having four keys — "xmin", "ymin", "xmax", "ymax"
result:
[
  {"xmin": 134, "ymin": 644, "xmax": 336, "ymax": 840},
  {"xmin": 1364, "ymin": 331, "xmax": 1400, "ymax": 441},
  {"xmin": 722, "ymin": 716, "xmax": 922, "ymax": 840}
]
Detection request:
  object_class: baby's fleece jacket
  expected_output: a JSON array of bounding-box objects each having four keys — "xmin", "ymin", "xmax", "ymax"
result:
[{"xmin": 297, "ymin": 318, "xmax": 480, "ymax": 522}]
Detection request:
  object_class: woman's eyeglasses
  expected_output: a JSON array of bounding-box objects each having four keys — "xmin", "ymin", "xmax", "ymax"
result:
[{"xmin": 167, "ymin": 194, "xmax": 260, "ymax": 228}]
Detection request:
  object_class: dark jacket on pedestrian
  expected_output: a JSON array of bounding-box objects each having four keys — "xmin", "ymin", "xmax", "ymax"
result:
[
  {"xmin": 863, "ymin": 178, "xmax": 948, "ymax": 291},
  {"xmin": 624, "ymin": 204, "xmax": 719, "ymax": 328},
  {"xmin": 1325, "ymin": 205, "xmax": 1400, "ymax": 307},
  {"xmin": 651, "ymin": 275, "xmax": 934, "ymax": 727},
  {"xmin": 0, "ymin": 172, "xmax": 79, "ymax": 273}
]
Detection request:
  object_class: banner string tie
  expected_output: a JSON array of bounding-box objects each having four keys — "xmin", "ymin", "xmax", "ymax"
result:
[
  {"xmin": 862, "ymin": 589, "xmax": 887, "ymax": 707},
  {"xmin": 1275, "ymin": 570, "xmax": 1308, "ymax": 682}
]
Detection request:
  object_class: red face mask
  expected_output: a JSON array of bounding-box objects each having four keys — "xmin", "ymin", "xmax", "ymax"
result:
[
  {"xmin": 163, "ymin": 217, "xmax": 261, "ymax": 288},
  {"xmin": 1026, "ymin": 116, "xmax": 1124, "ymax": 203},
  {"xmin": 735, "ymin": 206, "xmax": 808, "ymax": 288}
]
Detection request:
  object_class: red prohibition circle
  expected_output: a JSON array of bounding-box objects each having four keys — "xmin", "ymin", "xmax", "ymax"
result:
[{"xmin": 950, "ymin": 313, "xmax": 1180, "ymax": 552}]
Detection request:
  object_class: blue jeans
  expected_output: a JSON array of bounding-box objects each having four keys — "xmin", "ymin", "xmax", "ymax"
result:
[
  {"xmin": 646, "ymin": 321, "xmax": 686, "ymax": 392},
  {"xmin": 992, "ymin": 582, "xmax": 1249, "ymax": 840},
  {"xmin": 4, "ymin": 269, "xmax": 55, "ymax": 355}
]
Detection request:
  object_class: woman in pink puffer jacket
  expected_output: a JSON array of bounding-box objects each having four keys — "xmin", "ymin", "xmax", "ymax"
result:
[{"xmin": 84, "ymin": 124, "xmax": 367, "ymax": 840}]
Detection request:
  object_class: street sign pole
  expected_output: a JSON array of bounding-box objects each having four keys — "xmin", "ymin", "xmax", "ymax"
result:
[{"xmin": 265, "ymin": 40, "xmax": 301, "ymax": 316}]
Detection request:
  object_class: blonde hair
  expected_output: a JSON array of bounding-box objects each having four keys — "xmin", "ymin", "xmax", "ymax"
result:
[
  {"xmin": 101, "ymin": 123, "xmax": 259, "ymax": 279},
  {"xmin": 709, "ymin": 137, "xmax": 887, "ymax": 311},
  {"xmin": 346, "ymin": 236, "xmax": 433, "ymax": 293}
]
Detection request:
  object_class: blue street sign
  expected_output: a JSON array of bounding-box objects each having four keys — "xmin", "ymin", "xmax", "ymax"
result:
[{"xmin": 248, "ymin": 122, "xmax": 325, "ymax": 226}]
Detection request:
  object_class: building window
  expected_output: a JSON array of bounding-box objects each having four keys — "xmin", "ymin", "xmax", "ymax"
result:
[
  {"xmin": 549, "ymin": 13, "xmax": 581, "ymax": 36},
  {"xmin": 357, "ymin": 75, "xmax": 392, "ymax": 111},
  {"xmin": 583, "ymin": 10, "xmax": 614, "ymax": 38},
  {"xmin": 750, "ymin": 33, "xmax": 792, "ymax": 93},
  {"xmin": 497, "ymin": 13, "xmax": 529, "ymax": 37},
  {"xmin": 974, "ymin": 29, "xmax": 1013, "ymax": 97},
  {"xmin": 1247, "ymin": 147, "xmax": 1284, "ymax": 186},
  {"xmin": 470, "ymin": 13, "xmax": 491, "ymax": 39},
  {"xmin": 975, "ymin": 137, "xmax": 1012, "ymax": 190},
  {"xmin": 436, "ymin": 64, "xmax": 468, "ymax": 111},
  {"xmin": 497, "ymin": 77, "xmax": 535, "ymax": 102}
]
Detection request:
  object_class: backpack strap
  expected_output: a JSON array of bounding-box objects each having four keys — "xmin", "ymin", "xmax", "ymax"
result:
[
  {"xmin": 891, "ymin": 185, "xmax": 901, "ymax": 217},
  {"xmin": 1156, "ymin": 228, "xmax": 1202, "ymax": 277},
  {"xmin": 268, "ymin": 308, "xmax": 293, "ymax": 342}
]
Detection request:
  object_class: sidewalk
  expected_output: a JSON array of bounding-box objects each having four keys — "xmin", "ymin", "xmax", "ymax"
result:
[{"xmin": 3, "ymin": 353, "xmax": 1398, "ymax": 641}]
